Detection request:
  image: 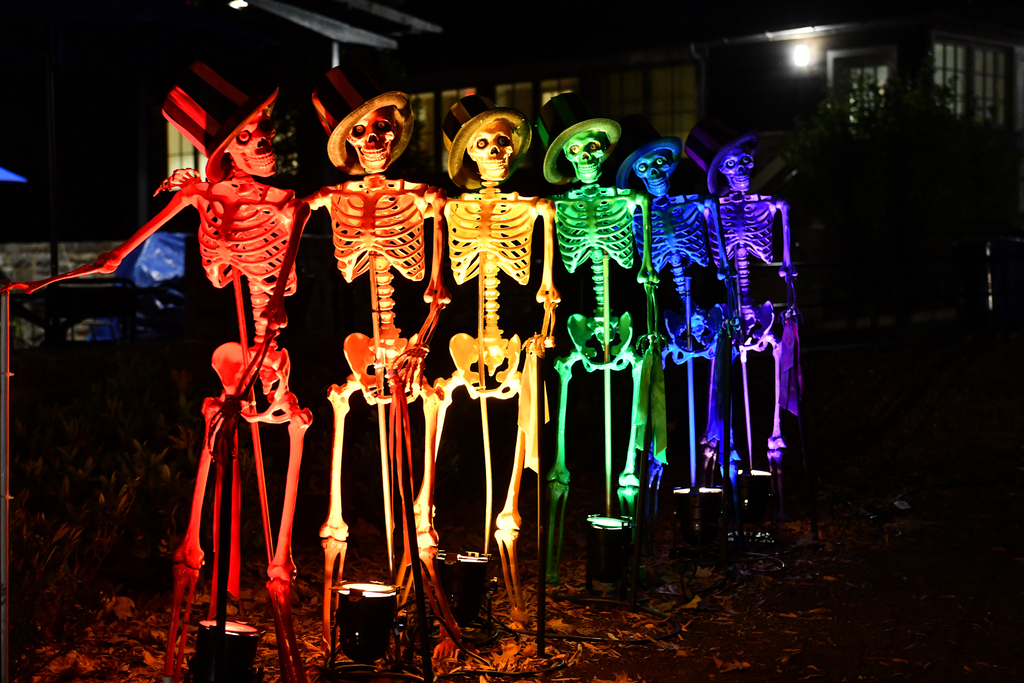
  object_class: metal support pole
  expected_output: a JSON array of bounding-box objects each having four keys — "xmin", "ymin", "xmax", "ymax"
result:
[
  {"xmin": 2, "ymin": 291, "xmax": 10, "ymax": 683},
  {"xmin": 534, "ymin": 350, "xmax": 547, "ymax": 657}
]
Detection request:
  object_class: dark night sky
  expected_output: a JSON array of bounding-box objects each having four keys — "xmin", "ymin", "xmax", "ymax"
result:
[{"xmin": 1, "ymin": 0, "xmax": 1021, "ymax": 244}]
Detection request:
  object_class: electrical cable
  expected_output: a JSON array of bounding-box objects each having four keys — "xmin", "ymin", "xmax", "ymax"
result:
[{"xmin": 492, "ymin": 596, "xmax": 682, "ymax": 644}]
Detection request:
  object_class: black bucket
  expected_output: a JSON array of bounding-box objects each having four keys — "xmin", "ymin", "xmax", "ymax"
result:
[
  {"xmin": 332, "ymin": 582, "xmax": 398, "ymax": 663},
  {"xmin": 190, "ymin": 620, "xmax": 262, "ymax": 683},
  {"xmin": 437, "ymin": 551, "xmax": 490, "ymax": 627},
  {"xmin": 737, "ymin": 470, "xmax": 772, "ymax": 523},
  {"xmin": 585, "ymin": 515, "xmax": 633, "ymax": 587},
  {"xmin": 673, "ymin": 487, "xmax": 722, "ymax": 546}
]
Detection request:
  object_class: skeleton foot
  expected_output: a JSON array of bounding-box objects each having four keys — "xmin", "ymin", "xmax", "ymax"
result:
[
  {"xmin": 320, "ymin": 536, "xmax": 349, "ymax": 649},
  {"xmin": 768, "ymin": 436, "xmax": 785, "ymax": 521}
]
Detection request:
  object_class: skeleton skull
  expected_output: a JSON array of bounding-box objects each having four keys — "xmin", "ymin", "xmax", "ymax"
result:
[
  {"xmin": 467, "ymin": 119, "xmax": 515, "ymax": 182},
  {"xmin": 718, "ymin": 147, "xmax": 755, "ymax": 192},
  {"xmin": 632, "ymin": 149, "xmax": 678, "ymax": 197},
  {"xmin": 562, "ymin": 130, "xmax": 608, "ymax": 184},
  {"xmin": 225, "ymin": 111, "xmax": 277, "ymax": 177},
  {"xmin": 347, "ymin": 107, "xmax": 396, "ymax": 173}
]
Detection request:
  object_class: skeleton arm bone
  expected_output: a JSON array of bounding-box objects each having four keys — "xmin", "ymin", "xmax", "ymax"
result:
[
  {"xmin": 535, "ymin": 199, "xmax": 561, "ymax": 346},
  {"xmin": 774, "ymin": 199, "xmax": 798, "ymax": 309},
  {"xmin": 8, "ymin": 179, "xmax": 200, "ymax": 295}
]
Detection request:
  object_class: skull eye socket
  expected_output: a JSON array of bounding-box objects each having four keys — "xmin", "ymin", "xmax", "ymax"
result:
[
  {"xmin": 257, "ymin": 118, "xmax": 274, "ymax": 133},
  {"xmin": 373, "ymin": 120, "xmax": 392, "ymax": 134},
  {"xmin": 237, "ymin": 130, "xmax": 251, "ymax": 144},
  {"xmin": 351, "ymin": 125, "xmax": 366, "ymax": 138},
  {"xmin": 655, "ymin": 157, "xmax": 666, "ymax": 166},
  {"xmin": 476, "ymin": 138, "xmax": 489, "ymax": 149},
  {"xmin": 569, "ymin": 144, "xmax": 581, "ymax": 156},
  {"xmin": 636, "ymin": 163, "xmax": 648, "ymax": 173},
  {"xmin": 587, "ymin": 141, "xmax": 600, "ymax": 152},
  {"xmin": 725, "ymin": 159, "xmax": 736, "ymax": 168},
  {"xmin": 497, "ymin": 135, "xmax": 511, "ymax": 147},
  {"xmin": 742, "ymin": 155, "xmax": 753, "ymax": 165}
]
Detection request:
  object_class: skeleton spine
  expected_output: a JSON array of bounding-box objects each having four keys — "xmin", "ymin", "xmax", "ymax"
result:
[
  {"xmin": 374, "ymin": 260, "xmax": 398, "ymax": 339},
  {"xmin": 590, "ymin": 253, "xmax": 607, "ymax": 317},
  {"xmin": 482, "ymin": 257, "xmax": 502, "ymax": 342},
  {"xmin": 670, "ymin": 262, "xmax": 690, "ymax": 304},
  {"xmin": 735, "ymin": 244, "xmax": 754, "ymax": 325}
]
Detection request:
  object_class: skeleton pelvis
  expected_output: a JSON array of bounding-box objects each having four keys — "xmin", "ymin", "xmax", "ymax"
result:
[
  {"xmin": 343, "ymin": 332, "xmax": 411, "ymax": 400},
  {"xmin": 567, "ymin": 312, "xmax": 634, "ymax": 369},
  {"xmin": 450, "ymin": 332, "xmax": 522, "ymax": 398}
]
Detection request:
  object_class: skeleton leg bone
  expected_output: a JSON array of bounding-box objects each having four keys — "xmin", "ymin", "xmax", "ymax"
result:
[
  {"xmin": 320, "ymin": 380, "xmax": 359, "ymax": 648},
  {"xmin": 494, "ymin": 425, "xmax": 530, "ymax": 629},
  {"xmin": 768, "ymin": 336, "xmax": 787, "ymax": 520},
  {"xmin": 545, "ymin": 352, "xmax": 578, "ymax": 583},
  {"xmin": 617, "ymin": 356, "xmax": 645, "ymax": 519}
]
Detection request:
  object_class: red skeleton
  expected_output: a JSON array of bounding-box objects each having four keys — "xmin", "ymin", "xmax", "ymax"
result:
[{"xmin": 5, "ymin": 62, "xmax": 313, "ymax": 683}]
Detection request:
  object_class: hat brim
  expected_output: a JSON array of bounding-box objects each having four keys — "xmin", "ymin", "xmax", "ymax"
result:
[
  {"xmin": 327, "ymin": 91, "xmax": 412, "ymax": 175},
  {"xmin": 205, "ymin": 88, "xmax": 279, "ymax": 183},
  {"xmin": 542, "ymin": 118, "xmax": 621, "ymax": 185},
  {"xmin": 615, "ymin": 136, "xmax": 683, "ymax": 191},
  {"xmin": 447, "ymin": 108, "xmax": 532, "ymax": 189},
  {"xmin": 708, "ymin": 131, "xmax": 759, "ymax": 196}
]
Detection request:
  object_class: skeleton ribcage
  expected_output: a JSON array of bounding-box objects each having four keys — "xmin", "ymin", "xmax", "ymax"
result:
[
  {"xmin": 198, "ymin": 202, "xmax": 296, "ymax": 296},
  {"xmin": 634, "ymin": 198, "xmax": 709, "ymax": 271},
  {"xmin": 447, "ymin": 196, "xmax": 535, "ymax": 285},
  {"xmin": 555, "ymin": 197, "xmax": 635, "ymax": 274},
  {"xmin": 709, "ymin": 195, "xmax": 775, "ymax": 266},
  {"xmin": 330, "ymin": 192, "xmax": 426, "ymax": 283}
]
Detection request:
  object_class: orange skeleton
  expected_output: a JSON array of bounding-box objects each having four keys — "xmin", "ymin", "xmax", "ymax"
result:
[{"xmin": 305, "ymin": 103, "xmax": 460, "ymax": 656}]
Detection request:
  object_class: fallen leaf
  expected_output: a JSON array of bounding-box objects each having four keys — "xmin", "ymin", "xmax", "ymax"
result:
[
  {"xmin": 680, "ymin": 595, "xmax": 702, "ymax": 609},
  {"xmin": 822, "ymin": 576, "xmax": 838, "ymax": 582},
  {"xmin": 780, "ymin": 613, "xmax": 799, "ymax": 618},
  {"xmin": 721, "ymin": 659, "xmax": 751, "ymax": 672},
  {"xmin": 547, "ymin": 618, "xmax": 574, "ymax": 633},
  {"xmin": 141, "ymin": 649, "xmax": 160, "ymax": 667}
]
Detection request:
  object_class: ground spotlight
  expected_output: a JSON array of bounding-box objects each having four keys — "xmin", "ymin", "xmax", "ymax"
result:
[
  {"xmin": 737, "ymin": 470, "xmax": 772, "ymax": 523},
  {"xmin": 674, "ymin": 487, "xmax": 723, "ymax": 546},
  {"xmin": 437, "ymin": 551, "xmax": 490, "ymax": 627},
  {"xmin": 189, "ymin": 620, "xmax": 263, "ymax": 683},
  {"xmin": 585, "ymin": 515, "xmax": 634, "ymax": 592},
  {"xmin": 332, "ymin": 582, "xmax": 398, "ymax": 664}
]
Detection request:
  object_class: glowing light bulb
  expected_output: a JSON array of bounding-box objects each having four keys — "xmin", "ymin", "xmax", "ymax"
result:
[
  {"xmin": 793, "ymin": 44, "xmax": 810, "ymax": 67},
  {"xmin": 229, "ymin": 0, "xmax": 249, "ymax": 9}
]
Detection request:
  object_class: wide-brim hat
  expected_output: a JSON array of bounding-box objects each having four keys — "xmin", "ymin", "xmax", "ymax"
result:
[
  {"xmin": 442, "ymin": 94, "xmax": 531, "ymax": 189},
  {"xmin": 538, "ymin": 93, "xmax": 620, "ymax": 185},
  {"xmin": 684, "ymin": 118, "xmax": 759, "ymax": 196},
  {"xmin": 312, "ymin": 65, "xmax": 412, "ymax": 175},
  {"xmin": 614, "ymin": 114, "xmax": 683, "ymax": 192},
  {"xmin": 162, "ymin": 61, "xmax": 279, "ymax": 183}
]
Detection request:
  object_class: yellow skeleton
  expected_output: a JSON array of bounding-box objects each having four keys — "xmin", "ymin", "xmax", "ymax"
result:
[{"xmin": 435, "ymin": 104, "xmax": 559, "ymax": 628}]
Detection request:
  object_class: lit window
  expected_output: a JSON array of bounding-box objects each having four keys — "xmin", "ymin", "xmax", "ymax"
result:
[
  {"xmin": 972, "ymin": 47, "xmax": 1006, "ymax": 125},
  {"xmin": 601, "ymin": 70, "xmax": 643, "ymax": 122},
  {"xmin": 540, "ymin": 77, "xmax": 578, "ymax": 107},
  {"xmin": 495, "ymin": 81, "xmax": 533, "ymax": 120},
  {"xmin": 649, "ymin": 64, "xmax": 698, "ymax": 143},
  {"xmin": 409, "ymin": 91, "xmax": 436, "ymax": 168},
  {"xmin": 167, "ymin": 122, "xmax": 207, "ymax": 178},
  {"xmin": 828, "ymin": 46, "xmax": 896, "ymax": 122},
  {"xmin": 933, "ymin": 42, "xmax": 968, "ymax": 116}
]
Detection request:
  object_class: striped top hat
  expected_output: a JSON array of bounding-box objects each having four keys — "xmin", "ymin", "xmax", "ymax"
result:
[
  {"xmin": 162, "ymin": 61, "xmax": 279, "ymax": 183},
  {"xmin": 442, "ymin": 94, "xmax": 531, "ymax": 189},
  {"xmin": 683, "ymin": 118, "xmax": 759, "ymax": 196},
  {"xmin": 614, "ymin": 114, "xmax": 683, "ymax": 192},
  {"xmin": 537, "ymin": 93, "xmax": 620, "ymax": 185},
  {"xmin": 312, "ymin": 65, "xmax": 412, "ymax": 175}
]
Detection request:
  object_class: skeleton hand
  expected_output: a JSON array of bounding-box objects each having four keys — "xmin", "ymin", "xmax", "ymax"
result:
[
  {"xmin": 154, "ymin": 168, "xmax": 200, "ymax": 196},
  {"xmin": 423, "ymin": 280, "xmax": 451, "ymax": 308},
  {"xmin": 260, "ymin": 305, "xmax": 289, "ymax": 332}
]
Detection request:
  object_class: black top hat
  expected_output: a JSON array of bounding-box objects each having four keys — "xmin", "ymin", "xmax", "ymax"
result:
[
  {"xmin": 537, "ymin": 93, "xmax": 620, "ymax": 185},
  {"xmin": 683, "ymin": 118, "xmax": 759, "ymax": 196},
  {"xmin": 614, "ymin": 115, "xmax": 683, "ymax": 192},
  {"xmin": 312, "ymin": 65, "xmax": 412, "ymax": 175},
  {"xmin": 162, "ymin": 61, "xmax": 278, "ymax": 183},
  {"xmin": 442, "ymin": 94, "xmax": 531, "ymax": 189}
]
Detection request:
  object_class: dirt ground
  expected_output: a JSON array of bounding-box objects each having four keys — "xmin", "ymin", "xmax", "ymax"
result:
[{"xmin": 15, "ymin": 335, "xmax": 1024, "ymax": 682}]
